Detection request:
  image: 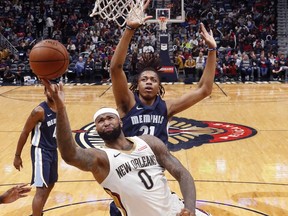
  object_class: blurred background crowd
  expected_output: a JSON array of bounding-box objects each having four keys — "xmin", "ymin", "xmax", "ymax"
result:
[{"xmin": 0, "ymin": 0, "xmax": 287, "ymax": 85}]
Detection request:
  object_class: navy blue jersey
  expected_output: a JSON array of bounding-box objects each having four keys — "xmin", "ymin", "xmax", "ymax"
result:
[
  {"xmin": 31, "ymin": 101, "xmax": 57, "ymax": 150},
  {"xmin": 121, "ymin": 93, "xmax": 169, "ymax": 143}
]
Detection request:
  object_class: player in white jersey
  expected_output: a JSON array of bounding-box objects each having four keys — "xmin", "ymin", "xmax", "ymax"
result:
[
  {"xmin": 101, "ymin": 136, "xmax": 184, "ymax": 216},
  {"xmin": 42, "ymin": 79, "xmax": 211, "ymax": 216}
]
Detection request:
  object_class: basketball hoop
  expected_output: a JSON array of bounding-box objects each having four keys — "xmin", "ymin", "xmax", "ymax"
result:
[
  {"xmin": 89, "ymin": 0, "xmax": 145, "ymax": 27},
  {"xmin": 158, "ymin": 16, "xmax": 168, "ymax": 32}
]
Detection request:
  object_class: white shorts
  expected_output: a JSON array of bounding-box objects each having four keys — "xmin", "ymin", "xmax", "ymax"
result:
[
  {"xmin": 196, "ymin": 208, "xmax": 212, "ymax": 216},
  {"xmin": 168, "ymin": 193, "xmax": 212, "ymax": 216}
]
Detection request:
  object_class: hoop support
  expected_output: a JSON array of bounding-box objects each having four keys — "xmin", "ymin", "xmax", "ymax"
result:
[{"xmin": 158, "ymin": 16, "xmax": 168, "ymax": 31}]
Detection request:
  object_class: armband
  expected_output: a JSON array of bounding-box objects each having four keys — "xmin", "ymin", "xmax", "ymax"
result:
[
  {"xmin": 126, "ymin": 25, "xmax": 136, "ymax": 31},
  {"xmin": 207, "ymin": 47, "xmax": 217, "ymax": 52}
]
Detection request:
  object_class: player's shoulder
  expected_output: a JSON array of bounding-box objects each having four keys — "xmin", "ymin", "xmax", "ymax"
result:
[
  {"xmin": 138, "ymin": 134, "xmax": 160, "ymax": 142},
  {"xmin": 30, "ymin": 103, "xmax": 45, "ymax": 118},
  {"xmin": 138, "ymin": 135, "xmax": 166, "ymax": 152}
]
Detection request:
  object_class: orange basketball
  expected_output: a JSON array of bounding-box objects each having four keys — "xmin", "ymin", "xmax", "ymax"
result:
[{"xmin": 29, "ymin": 39, "xmax": 69, "ymax": 80}]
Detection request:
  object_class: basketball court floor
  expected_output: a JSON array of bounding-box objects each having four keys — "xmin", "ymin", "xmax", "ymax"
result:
[{"xmin": 0, "ymin": 81, "xmax": 287, "ymax": 215}]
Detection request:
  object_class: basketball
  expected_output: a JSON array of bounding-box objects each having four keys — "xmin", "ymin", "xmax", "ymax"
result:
[{"xmin": 29, "ymin": 39, "xmax": 70, "ymax": 80}]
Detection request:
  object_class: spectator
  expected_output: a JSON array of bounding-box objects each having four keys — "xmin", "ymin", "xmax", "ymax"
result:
[
  {"xmin": 184, "ymin": 55, "xmax": 196, "ymax": 80},
  {"xmin": 15, "ymin": 66, "xmax": 24, "ymax": 85},
  {"xmin": 3, "ymin": 66, "xmax": 15, "ymax": 84},
  {"xmin": 46, "ymin": 16, "xmax": 54, "ymax": 39},
  {"xmin": 239, "ymin": 54, "xmax": 252, "ymax": 82},
  {"xmin": 35, "ymin": 15, "xmax": 45, "ymax": 39},
  {"xmin": 271, "ymin": 61, "xmax": 284, "ymax": 81},
  {"xmin": 131, "ymin": 48, "xmax": 139, "ymax": 77},
  {"xmin": 101, "ymin": 56, "xmax": 110, "ymax": 80},
  {"xmin": 0, "ymin": 59, "xmax": 7, "ymax": 79},
  {"xmin": 66, "ymin": 39, "xmax": 77, "ymax": 57},
  {"xmin": 227, "ymin": 59, "xmax": 239, "ymax": 81},
  {"xmin": 84, "ymin": 54, "xmax": 95, "ymax": 82},
  {"xmin": 258, "ymin": 54, "xmax": 270, "ymax": 81},
  {"xmin": 195, "ymin": 51, "xmax": 205, "ymax": 81},
  {"xmin": 74, "ymin": 56, "xmax": 86, "ymax": 80},
  {"xmin": 250, "ymin": 52, "xmax": 260, "ymax": 81},
  {"xmin": 175, "ymin": 51, "xmax": 185, "ymax": 75}
]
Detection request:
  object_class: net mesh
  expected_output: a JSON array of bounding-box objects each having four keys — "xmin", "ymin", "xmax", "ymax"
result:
[{"xmin": 90, "ymin": 0, "xmax": 145, "ymax": 27}]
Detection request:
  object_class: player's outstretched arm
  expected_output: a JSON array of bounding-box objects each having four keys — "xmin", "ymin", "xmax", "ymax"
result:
[
  {"xmin": 41, "ymin": 80, "xmax": 99, "ymax": 172},
  {"xmin": 109, "ymin": 24, "xmax": 136, "ymax": 115},
  {"xmin": 198, "ymin": 22, "xmax": 217, "ymax": 93},
  {"xmin": 166, "ymin": 23, "xmax": 217, "ymax": 117},
  {"xmin": 110, "ymin": 0, "xmax": 153, "ymax": 116},
  {"xmin": 0, "ymin": 184, "xmax": 31, "ymax": 204}
]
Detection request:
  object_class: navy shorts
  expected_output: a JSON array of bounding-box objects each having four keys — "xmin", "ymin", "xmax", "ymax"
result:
[{"xmin": 31, "ymin": 146, "xmax": 58, "ymax": 187}]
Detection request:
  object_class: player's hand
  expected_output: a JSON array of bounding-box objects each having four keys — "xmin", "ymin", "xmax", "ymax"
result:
[
  {"xmin": 13, "ymin": 156, "xmax": 23, "ymax": 171},
  {"xmin": 126, "ymin": 0, "xmax": 153, "ymax": 28},
  {"xmin": 176, "ymin": 208, "xmax": 196, "ymax": 216},
  {"xmin": 199, "ymin": 23, "xmax": 217, "ymax": 49},
  {"xmin": 41, "ymin": 79, "xmax": 65, "ymax": 108},
  {"xmin": 1, "ymin": 184, "xmax": 31, "ymax": 204}
]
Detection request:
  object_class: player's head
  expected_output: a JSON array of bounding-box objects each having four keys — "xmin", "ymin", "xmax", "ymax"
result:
[
  {"xmin": 93, "ymin": 108, "xmax": 122, "ymax": 141},
  {"xmin": 129, "ymin": 53, "xmax": 165, "ymax": 98}
]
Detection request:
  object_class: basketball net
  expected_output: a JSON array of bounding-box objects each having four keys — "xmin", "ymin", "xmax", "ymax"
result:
[
  {"xmin": 90, "ymin": 0, "xmax": 145, "ymax": 27},
  {"xmin": 158, "ymin": 16, "xmax": 168, "ymax": 32}
]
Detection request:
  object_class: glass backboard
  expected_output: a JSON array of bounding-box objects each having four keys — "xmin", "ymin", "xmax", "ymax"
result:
[{"xmin": 145, "ymin": 0, "xmax": 185, "ymax": 23}]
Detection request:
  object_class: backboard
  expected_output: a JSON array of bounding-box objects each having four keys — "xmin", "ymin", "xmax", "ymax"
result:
[{"xmin": 146, "ymin": 0, "xmax": 185, "ymax": 23}]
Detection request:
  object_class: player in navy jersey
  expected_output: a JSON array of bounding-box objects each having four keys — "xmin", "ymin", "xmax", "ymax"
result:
[
  {"xmin": 109, "ymin": 6, "xmax": 216, "ymax": 216},
  {"xmin": 110, "ymin": 23, "xmax": 216, "ymax": 146},
  {"xmin": 13, "ymin": 87, "xmax": 57, "ymax": 216}
]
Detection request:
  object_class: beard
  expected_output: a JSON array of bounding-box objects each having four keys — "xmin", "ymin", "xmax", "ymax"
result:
[{"xmin": 98, "ymin": 124, "xmax": 122, "ymax": 141}]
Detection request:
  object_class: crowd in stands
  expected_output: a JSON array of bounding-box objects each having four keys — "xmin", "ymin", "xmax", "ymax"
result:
[{"xmin": 0, "ymin": 0, "xmax": 287, "ymax": 85}]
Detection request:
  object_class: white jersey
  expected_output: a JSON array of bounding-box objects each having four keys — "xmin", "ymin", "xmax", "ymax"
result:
[{"xmin": 100, "ymin": 136, "xmax": 184, "ymax": 216}]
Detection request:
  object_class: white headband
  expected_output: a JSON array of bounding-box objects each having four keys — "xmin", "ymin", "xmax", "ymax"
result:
[{"xmin": 93, "ymin": 108, "xmax": 120, "ymax": 122}]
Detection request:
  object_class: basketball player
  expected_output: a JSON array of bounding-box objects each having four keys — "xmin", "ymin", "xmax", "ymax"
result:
[
  {"xmin": 109, "ymin": 4, "xmax": 216, "ymax": 215},
  {"xmin": 110, "ymin": 22, "xmax": 217, "ymax": 145},
  {"xmin": 41, "ymin": 79, "xmax": 201, "ymax": 216},
  {"xmin": 0, "ymin": 184, "xmax": 31, "ymax": 204},
  {"xmin": 13, "ymin": 87, "xmax": 58, "ymax": 216}
]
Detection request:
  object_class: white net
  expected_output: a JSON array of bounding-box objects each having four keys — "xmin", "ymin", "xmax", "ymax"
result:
[{"xmin": 90, "ymin": 0, "xmax": 145, "ymax": 27}]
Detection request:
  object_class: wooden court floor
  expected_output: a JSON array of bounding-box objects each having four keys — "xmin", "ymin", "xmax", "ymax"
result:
[{"xmin": 0, "ymin": 82, "xmax": 288, "ymax": 216}]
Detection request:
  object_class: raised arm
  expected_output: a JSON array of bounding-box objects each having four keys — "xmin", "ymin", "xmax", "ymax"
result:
[
  {"xmin": 142, "ymin": 135, "xmax": 196, "ymax": 215},
  {"xmin": 41, "ymin": 80, "xmax": 108, "ymax": 181},
  {"xmin": 110, "ymin": 0, "xmax": 152, "ymax": 116},
  {"xmin": 110, "ymin": 26, "xmax": 136, "ymax": 115},
  {"xmin": 166, "ymin": 23, "xmax": 217, "ymax": 117}
]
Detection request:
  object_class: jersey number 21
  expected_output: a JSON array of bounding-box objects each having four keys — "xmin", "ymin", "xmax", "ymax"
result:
[{"xmin": 139, "ymin": 126, "xmax": 155, "ymax": 135}]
